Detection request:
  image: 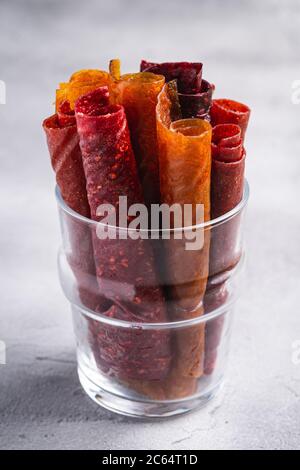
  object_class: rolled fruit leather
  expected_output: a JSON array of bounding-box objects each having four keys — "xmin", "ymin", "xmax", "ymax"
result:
[
  {"xmin": 50, "ymin": 68, "xmax": 112, "ymax": 309},
  {"xmin": 109, "ymin": 60, "xmax": 165, "ymax": 206},
  {"xmin": 210, "ymin": 98, "xmax": 250, "ymax": 143},
  {"xmin": 204, "ymin": 122, "xmax": 247, "ymax": 374},
  {"xmin": 118, "ymin": 85, "xmax": 197, "ymax": 400},
  {"xmin": 74, "ymin": 87, "xmax": 171, "ymax": 382},
  {"xmin": 140, "ymin": 60, "xmax": 214, "ymax": 120},
  {"xmin": 43, "ymin": 100, "xmax": 105, "ymax": 311},
  {"xmin": 56, "ymin": 69, "xmax": 111, "ymax": 110},
  {"xmin": 156, "ymin": 82, "xmax": 212, "ymax": 381}
]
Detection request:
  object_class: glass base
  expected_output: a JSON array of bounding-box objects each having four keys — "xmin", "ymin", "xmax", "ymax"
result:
[{"xmin": 78, "ymin": 365, "xmax": 222, "ymax": 419}]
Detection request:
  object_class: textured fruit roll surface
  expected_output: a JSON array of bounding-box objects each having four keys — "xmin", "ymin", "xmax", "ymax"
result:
[
  {"xmin": 89, "ymin": 302, "xmax": 171, "ymax": 381},
  {"xmin": 204, "ymin": 123, "xmax": 246, "ymax": 375},
  {"xmin": 179, "ymin": 80, "xmax": 215, "ymax": 121},
  {"xmin": 43, "ymin": 104, "xmax": 102, "ymax": 311},
  {"xmin": 75, "ymin": 87, "xmax": 171, "ymax": 381},
  {"xmin": 140, "ymin": 60, "xmax": 203, "ymax": 93},
  {"xmin": 111, "ymin": 70, "xmax": 165, "ymax": 206},
  {"xmin": 56, "ymin": 69, "xmax": 111, "ymax": 110},
  {"xmin": 203, "ymin": 283, "xmax": 228, "ymax": 375},
  {"xmin": 210, "ymin": 99, "xmax": 251, "ymax": 143},
  {"xmin": 156, "ymin": 83, "xmax": 212, "ymax": 379},
  {"xmin": 210, "ymin": 124, "xmax": 245, "ymax": 276},
  {"xmin": 141, "ymin": 60, "xmax": 214, "ymax": 120}
]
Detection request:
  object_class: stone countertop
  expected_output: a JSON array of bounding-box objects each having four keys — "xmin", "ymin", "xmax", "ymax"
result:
[{"xmin": 0, "ymin": 0, "xmax": 299, "ymax": 450}]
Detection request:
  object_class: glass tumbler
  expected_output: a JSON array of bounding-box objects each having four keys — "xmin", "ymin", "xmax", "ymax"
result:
[{"xmin": 56, "ymin": 181, "xmax": 249, "ymax": 418}]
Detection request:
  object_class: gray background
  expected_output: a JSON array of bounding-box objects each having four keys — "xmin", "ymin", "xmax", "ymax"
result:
[{"xmin": 0, "ymin": 0, "xmax": 300, "ymax": 450}]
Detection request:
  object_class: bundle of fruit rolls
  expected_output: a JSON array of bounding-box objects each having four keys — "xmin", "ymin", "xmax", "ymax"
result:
[
  {"xmin": 141, "ymin": 60, "xmax": 214, "ymax": 120},
  {"xmin": 74, "ymin": 87, "xmax": 171, "ymax": 381},
  {"xmin": 43, "ymin": 59, "xmax": 251, "ymax": 400}
]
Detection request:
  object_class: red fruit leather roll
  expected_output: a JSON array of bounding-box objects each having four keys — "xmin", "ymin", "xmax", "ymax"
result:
[
  {"xmin": 204, "ymin": 123, "xmax": 246, "ymax": 374},
  {"xmin": 140, "ymin": 60, "xmax": 214, "ymax": 120},
  {"xmin": 43, "ymin": 104, "xmax": 102, "ymax": 312},
  {"xmin": 44, "ymin": 103, "xmax": 90, "ymax": 217},
  {"xmin": 210, "ymin": 99, "xmax": 251, "ymax": 143},
  {"xmin": 75, "ymin": 88, "xmax": 171, "ymax": 381},
  {"xmin": 210, "ymin": 124, "xmax": 245, "ymax": 273}
]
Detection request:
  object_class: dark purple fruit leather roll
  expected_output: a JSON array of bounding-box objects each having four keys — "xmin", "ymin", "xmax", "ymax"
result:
[{"xmin": 140, "ymin": 60, "xmax": 214, "ymax": 120}]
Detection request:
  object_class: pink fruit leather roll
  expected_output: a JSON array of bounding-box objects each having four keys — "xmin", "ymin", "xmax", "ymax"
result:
[{"xmin": 204, "ymin": 122, "xmax": 247, "ymax": 374}]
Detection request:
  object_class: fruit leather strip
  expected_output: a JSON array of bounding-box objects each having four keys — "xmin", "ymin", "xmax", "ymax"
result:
[
  {"xmin": 204, "ymin": 124, "xmax": 245, "ymax": 375},
  {"xmin": 43, "ymin": 107, "xmax": 90, "ymax": 217},
  {"xmin": 56, "ymin": 69, "xmax": 111, "ymax": 110},
  {"xmin": 89, "ymin": 303, "xmax": 170, "ymax": 381},
  {"xmin": 210, "ymin": 124, "xmax": 245, "ymax": 274},
  {"xmin": 140, "ymin": 60, "xmax": 202, "ymax": 93},
  {"xmin": 203, "ymin": 283, "xmax": 228, "ymax": 374},
  {"xmin": 178, "ymin": 80, "xmax": 215, "ymax": 120},
  {"xmin": 157, "ymin": 85, "xmax": 212, "ymax": 310},
  {"xmin": 43, "ymin": 107, "xmax": 103, "ymax": 311},
  {"xmin": 210, "ymin": 99, "xmax": 251, "ymax": 143},
  {"xmin": 109, "ymin": 58, "xmax": 121, "ymax": 80},
  {"xmin": 141, "ymin": 60, "xmax": 214, "ymax": 120},
  {"xmin": 75, "ymin": 88, "xmax": 171, "ymax": 381},
  {"xmin": 208, "ymin": 124, "xmax": 245, "ymax": 280},
  {"xmin": 75, "ymin": 87, "xmax": 166, "ymax": 307},
  {"xmin": 127, "ymin": 364, "xmax": 198, "ymax": 400},
  {"xmin": 211, "ymin": 122, "xmax": 241, "ymax": 164},
  {"xmin": 156, "ymin": 83, "xmax": 212, "ymax": 378},
  {"xmin": 111, "ymin": 71, "xmax": 165, "ymax": 206}
]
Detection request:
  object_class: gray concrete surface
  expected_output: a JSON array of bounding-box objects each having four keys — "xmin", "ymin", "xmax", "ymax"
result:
[{"xmin": 0, "ymin": 0, "xmax": 300, "ymax": 450}]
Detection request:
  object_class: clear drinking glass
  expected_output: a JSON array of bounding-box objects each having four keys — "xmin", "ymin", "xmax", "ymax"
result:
[{"xmin": 56, "ymin": 181, "xmax": 249, "ymax": 418}]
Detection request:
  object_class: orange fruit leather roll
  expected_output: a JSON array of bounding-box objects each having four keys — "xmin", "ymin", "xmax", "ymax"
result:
[
  {"xmin": 156, "ymin": 84, "xmax": 212, "ymax": 380},
  {"xmin": 56, "ymin": 69, "xmax": 111, "ymax": 110},
  {"xmin": 110, "ymin": 62, "xmax": 165, "ymax": 206}
]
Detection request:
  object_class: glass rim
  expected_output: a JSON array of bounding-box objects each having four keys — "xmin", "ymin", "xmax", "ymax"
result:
[{"xmin": 55, "ymin": 178, "xmax": 249, "ymax": 233}]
